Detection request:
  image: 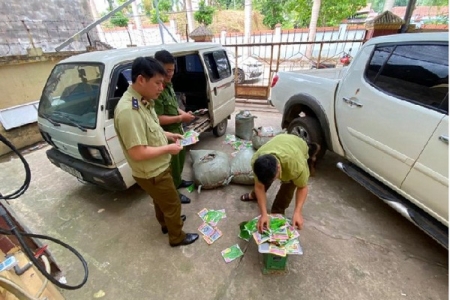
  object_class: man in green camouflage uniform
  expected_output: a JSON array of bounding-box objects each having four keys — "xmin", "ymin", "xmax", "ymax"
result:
[{"xmin": 154, "ymin": 50, "xmax": 195, "ymax": 204}]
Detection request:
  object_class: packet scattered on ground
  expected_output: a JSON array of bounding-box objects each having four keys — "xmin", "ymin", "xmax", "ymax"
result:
[
  {"xmin": 202, "ymin": 228, "xmax": 223, "ymax": 245},
  {"xmin": 221, "ymin": 244, "xmax": 244, "ymax": 263},
  {"xmin": 198, "ymin": 223, "xmax": 223, "ymax": 245},
  {"xmin": 198, "ymin": 208, "xmax": 226, "ymax": 227},
  {"xmin": 224, "ymin": 134, "xmax": 253, "ymax": 150}
]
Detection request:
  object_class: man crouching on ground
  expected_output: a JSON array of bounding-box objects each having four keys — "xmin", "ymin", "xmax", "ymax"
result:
[
  {"xmin": 240, "ymin": 133, "xmax": 311, "ymax": 233},
  {"xmin": 114, "ymin": 57, "xmax": 199, "ymax": 247}
]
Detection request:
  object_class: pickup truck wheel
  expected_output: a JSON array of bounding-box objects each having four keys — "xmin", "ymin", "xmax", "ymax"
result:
[
  {"xmin": 287, "ymin": 116, "xmax": 326, "ymax": 159},
  {"xmin": 213, "ymin": 119, "xmax": 228, "ymax": 137}
]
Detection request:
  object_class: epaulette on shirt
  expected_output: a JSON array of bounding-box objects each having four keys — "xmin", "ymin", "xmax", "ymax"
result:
[{"xmin": 132, "ymin": 97, "xmax": 139, "ymax": 110}]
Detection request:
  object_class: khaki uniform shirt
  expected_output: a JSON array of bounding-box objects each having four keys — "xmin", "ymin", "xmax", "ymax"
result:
[
  {"xmin": 154, "ymin": 82, "xmax": 183, "ymax": 134},
  {"xmin": 114, "ymin": 86, "xmax": 170, "ymax": 179},
  {"xmin": 251, "ymin": 134, "xmax": 310, "ymax": 187}
]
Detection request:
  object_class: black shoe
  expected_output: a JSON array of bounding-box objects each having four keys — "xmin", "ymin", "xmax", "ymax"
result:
[
  {"xmin": 161, "ymin": 215, "xmax": 187, "ymax": 234},
  {"xmin": 179, "ymin": 193, "xmax": 191, "ymax": 204},
  {"xmin": 178, "ymin": 180, "xmax": 194, "ymax": 189},
  {"xmin": 170, "ymin": 233, "xmax": 199, "ymax": 247}
]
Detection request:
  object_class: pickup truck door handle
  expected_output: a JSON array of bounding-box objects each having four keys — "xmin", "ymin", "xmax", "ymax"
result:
[
  {"xmin": 439, "ymin": 135, "xmax": 449, "ymax": 144},
  {"xmin": 342, "ymin": 97, "xmax": 363, "ymax": 107}
]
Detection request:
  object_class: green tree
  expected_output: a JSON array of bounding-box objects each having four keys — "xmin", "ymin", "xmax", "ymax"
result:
[
  {"xmin": 254, "ymin": 0, "xmax": 288, "ymax": 29},
  {"xmin": 215, "ymin": 0, "xmax": 245, "ymax": 9},
  {"xmin": 149, "ymin": 0, "xmax": 172, "ymax": 23},
  {"xmin": 194, "ymin": 0, "xmax": 216, "ymax": 26},
  {"xmin": 285, "ymin": 0, "xmax": 366, "ymax": 27},
  {"xmin": 418, "ymin": 0, "xmax": 448, "ymax": 5},
  {"xmin": 110, "ymin": 11, "xmax": 133, "ymax": 45},
  {"xmin": 372, "ymin": 0, "xmax": 409, "ymax": 13},
  {"xmin": 254, "ymin": 0, "xmax": 365, "ymax": 28}
]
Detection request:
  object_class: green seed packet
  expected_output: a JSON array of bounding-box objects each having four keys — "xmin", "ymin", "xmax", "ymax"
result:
[
  {"xmin": 269, "ymin": 217, "xmax": 287, "ymax": 231},
  {"xmin": 186, "ymin": 183, "xmax": 195, "ymax": 193},
  {"xmin": 238, "ymin": 228, "xmax": 252, "ymax": 241},
  {"xmin": 221, "ymin": 244, "xmax": 244, "ymax": 263},
  {"xmin": 203, "ymin": 210, "xmax": 225, "ymax": 226},
  {"xmin": 243, "ymin": 218, "xmax": 258, "ymax": 233}
]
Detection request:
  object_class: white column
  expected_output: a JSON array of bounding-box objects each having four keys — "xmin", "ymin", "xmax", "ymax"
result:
[
  {"xmin": 220, "ymin": 30, "xmax": 227, "ymax": 45},
  {"xmin": 243, "ymin": 0, "xmax": 252, "ymax": 57},
  {"xmin": 132, "ymin": 1, "xmax": 145, "ymax": 45}
]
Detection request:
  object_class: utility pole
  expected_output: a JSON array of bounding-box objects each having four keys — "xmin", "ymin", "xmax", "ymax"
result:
[
  {"xmin": 244, "ymin": 0, "xmax": 252, "ymax": 56},
  {"xmin": 185, "ymin": 0, "xmax": 195, "ymax": 34}
]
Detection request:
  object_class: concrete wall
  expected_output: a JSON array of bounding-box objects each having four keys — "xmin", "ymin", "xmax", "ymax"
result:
[
  {"xmin": 0, "ymin": 0, "xmax": 97, "ymax": 156},
  {"xmin": 0, "ymin": 53, "xmax": 83, "ymax": 156},
  {"xmin": 0, "ymin": 59, "xmax": 60, "ymax": 109}
]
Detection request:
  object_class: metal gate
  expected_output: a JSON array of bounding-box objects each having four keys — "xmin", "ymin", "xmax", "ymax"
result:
[{"xmin": 222, "ymin": 27, "xmax": 366, "ymax": 103}]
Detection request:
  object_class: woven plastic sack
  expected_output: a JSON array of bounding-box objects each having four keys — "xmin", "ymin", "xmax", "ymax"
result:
[
  {"xmin": 235, "ymin": 110, "xmax": 257, "ymax": 140},
  {"xmin": 190, "ymin": 150, "xmax": 232, "ymax": 190},
  {"xmin": 231, "ymin": 148, "xmax": 255, "ymax": 185},
  {"xmin": 252, "ymin": 126, "xmax": 286, "ymax": 150}
]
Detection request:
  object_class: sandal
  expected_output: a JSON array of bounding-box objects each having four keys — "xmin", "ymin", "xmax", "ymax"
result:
[{"xmin": 240, "ymin": 193, "xmax": 256, "ymax": 202}]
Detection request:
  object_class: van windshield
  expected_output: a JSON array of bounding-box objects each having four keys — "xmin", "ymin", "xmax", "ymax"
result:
[{"xmin": 38, "ymin": 63, "xmax": 104, "ymax": 130}]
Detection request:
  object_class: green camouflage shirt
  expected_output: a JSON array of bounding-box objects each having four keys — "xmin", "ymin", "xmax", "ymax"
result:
[{"xmin": 154, "ymin": 82, "xmax": 182, "ymax": 133}]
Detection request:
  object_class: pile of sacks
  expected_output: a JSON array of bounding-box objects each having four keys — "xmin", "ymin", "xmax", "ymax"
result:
[{"xmin": 190, "ymin": 122, "xmax": 284, "ymax": 191}]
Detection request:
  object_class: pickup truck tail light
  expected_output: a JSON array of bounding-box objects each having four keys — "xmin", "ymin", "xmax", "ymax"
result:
[{"xmin": 271, "ymin": 74, "xmax": 279, "ymax": 88}]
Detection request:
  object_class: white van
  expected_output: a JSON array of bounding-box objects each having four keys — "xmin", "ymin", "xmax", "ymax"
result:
[{"xmin": 37, "ymin": 43, "xmax": 235, "ymax": 191}]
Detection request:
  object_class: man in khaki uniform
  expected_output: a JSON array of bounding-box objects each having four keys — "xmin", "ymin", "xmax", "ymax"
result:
[
  {"xmin": 114, "ymin": 57, "xmax": 198, "ymax": 247},
  {"xmin": 240, "ymin": 134, "xmax": 310, "ymax": 233},
  {"xmin": 154, "ymin": 50, "xmax": 195, "ymax": 204}
]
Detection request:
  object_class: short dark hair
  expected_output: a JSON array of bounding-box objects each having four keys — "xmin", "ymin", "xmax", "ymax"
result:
[
  {"xmin": 154, "ymin": 50, "xmax": 175, "ymax": 65},
  {"xmin": 131, "ymin": 57, "xmax": 166, "ymax": 83},
  {"xmin": 253, "ymin": 154, "xmax": 277, "ymax": 185}
]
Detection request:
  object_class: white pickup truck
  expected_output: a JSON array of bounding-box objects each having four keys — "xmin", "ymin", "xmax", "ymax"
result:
[{"xmin": 269, "ymin": 32, "xmax": 448, "ymax": 248}]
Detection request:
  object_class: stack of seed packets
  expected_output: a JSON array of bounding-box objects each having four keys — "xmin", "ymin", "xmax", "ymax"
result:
[
  {"xmin": 197, "ymin": 208, "xmax": 226, "ymax": 244},
  {"xmin": 239, "ymin": 214, "xmax": 302, "ymax": 257},
  {"xmin": 179, "ymin": 130, "xmax": 200, "ymax": 147}
]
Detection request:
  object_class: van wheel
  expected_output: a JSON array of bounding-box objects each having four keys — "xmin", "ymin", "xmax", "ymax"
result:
[
  {"xmin": 234, "ymin": 68, "xmax": 245, "ymax": 84},
  {"xmin": 287, "ymin": 116, "xmax": 326, "ymax": 159},
  {"xmin": 213, "ymin": 119, "xmax": 228, "ymax": 137}
]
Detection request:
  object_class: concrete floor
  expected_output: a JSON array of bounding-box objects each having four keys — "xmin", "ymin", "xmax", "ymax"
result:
[{"xmin": 0, "ymin": 105, "xmax": 448, "ymax": 300}]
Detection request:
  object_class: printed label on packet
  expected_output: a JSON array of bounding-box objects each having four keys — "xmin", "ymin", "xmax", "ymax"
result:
[{"xmin": 198, "ymin": 223, "xmax": 215, "ymax": 236}]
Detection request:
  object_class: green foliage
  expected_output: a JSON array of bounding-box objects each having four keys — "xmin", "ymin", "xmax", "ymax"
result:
[
  {"xmin": 194, "ymin": 0, "xmax": 216, "ymax": 26},
  {"xmin": 254, "ymin": 0, "xmax": 288, "ymax": 29},
  {"xmin": 319, "ymin": 0, "xmax": 367, "ymax": 26},
  {"xmin": 150, "ymin": 9, "xmax": 170, "ymax": 23},
  {"xmin": 418, "ymin": 0, "xmax": 449, "ymax": 5},
  {"xmin": 144, "ymin": 0, "xmax": 172, "ymax": 24},
  {"xmin": 215, "ymin": 0, "xmax": 245, "ymax": 9},
  {"xmin": 110, "ymin": 11, "xmax": 129, "ymax": 28},
  {"xmin": 371, "ymin": 0, "xmax": 408, "ymax": 13},
  {"xmin": 254, "ymin": 0, "xmax": 366, "ymax": 28}
]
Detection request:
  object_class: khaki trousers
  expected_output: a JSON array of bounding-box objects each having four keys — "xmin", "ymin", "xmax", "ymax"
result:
[
  {"xmin": 134, "ymin": 168, "xmax": 186, "ymax": 245},
  {"xmin": 251, "ymin": 180, "xmax": 296, "ymax": 215}
]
